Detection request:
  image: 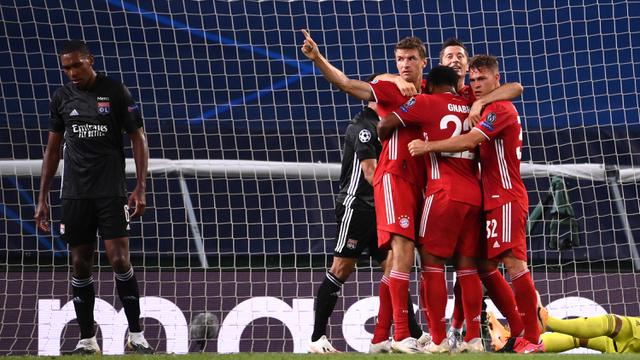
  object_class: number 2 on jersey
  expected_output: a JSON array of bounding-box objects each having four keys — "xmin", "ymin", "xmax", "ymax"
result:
[{"xmin": 440, "ymin": 114, "xmax": 470, "ymax": 138}]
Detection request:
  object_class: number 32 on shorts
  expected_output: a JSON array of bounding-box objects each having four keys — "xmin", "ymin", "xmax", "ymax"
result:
[{"xmin": 486, "ymin": 218, "xmax": 498, "ymax": 239}]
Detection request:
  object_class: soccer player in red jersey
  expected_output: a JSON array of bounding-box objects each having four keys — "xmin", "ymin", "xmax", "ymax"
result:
[
  {"xmin": 439, "ymin": 39, "xmax": 526, "ymax": 351},
  {"xmin": 378, "ymin": 65, "xmax": 485, "ymax": 353},
  {"xmin": 301, "ymin": 30, "xmax": 427, "ymax": 353},
  {"xmin": 408, "ymin": 55, "xmax": 543, "ymax": 353}
]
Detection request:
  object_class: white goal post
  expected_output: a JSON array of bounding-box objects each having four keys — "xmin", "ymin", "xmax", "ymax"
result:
[{"xmin": 3, "ymin": 158, "xmax": 639, "ymax": 271}]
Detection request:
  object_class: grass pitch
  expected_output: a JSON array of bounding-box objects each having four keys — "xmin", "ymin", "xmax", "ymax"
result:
[{"xmin": 5, "ymin": 353, "xmax": 639, "ymax": 360}]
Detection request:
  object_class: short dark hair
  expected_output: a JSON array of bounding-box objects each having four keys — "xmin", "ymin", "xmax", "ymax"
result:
[
  {"xmin": 469, "ymin": 54, "xmax": 499, "ymax": 72},
  {"xmin": 427, "ymin": 66, "xmax": 459, "ymax": 88},
  {"xmin": 395, "ymin": 37, "xmax": 427, "ymax": 59},
  {"xmin": 365, "ymin": 73, "xmax": 384, "ymax": 83},
  {"xmin": 439, "ymin": 38, "xmax": 469, "ymax": 60},
  {"xmin": 60, "ymin": 40, "xmax": 92, "ymax": 57}
]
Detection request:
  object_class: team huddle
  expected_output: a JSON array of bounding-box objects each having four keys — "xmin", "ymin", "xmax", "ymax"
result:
[{"xmin": 301, "ymin": 31, "xmax": 640, "ymax": 355}]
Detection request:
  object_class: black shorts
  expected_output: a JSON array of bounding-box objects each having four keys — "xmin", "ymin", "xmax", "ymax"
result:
[
  {"xmin": 333, "ymin": 203, "xmax": 386, "ymax": 264},
  {"xmin": 60, "ymin": 197, "xmax": 130, "ymax": 246}
]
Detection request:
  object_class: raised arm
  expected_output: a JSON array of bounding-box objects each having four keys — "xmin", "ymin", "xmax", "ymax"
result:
[
  {"xmin": 128, "ymin": 128, "xmax": 149, "ymax": 218},
  {"xmin": 468, "ymin": 82, "xmax": 523, "ymax": 125},
  {"xmin": 301, "ymin": 29, "xmax": 374, "ymax": 101},
  {"xmin": 34, "ymin": 131, "xmax": 63, "ymax": 233}
]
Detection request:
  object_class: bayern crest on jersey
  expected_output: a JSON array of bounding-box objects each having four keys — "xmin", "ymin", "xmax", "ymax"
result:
[{"xmin": 398, "ymin": 215, "xmax": 410, "ymax": 229}]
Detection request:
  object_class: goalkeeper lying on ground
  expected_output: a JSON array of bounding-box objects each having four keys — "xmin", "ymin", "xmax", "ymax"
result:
[{"xmin": 488, "ymin": 306, "xmax": 640, "ymax": 353}]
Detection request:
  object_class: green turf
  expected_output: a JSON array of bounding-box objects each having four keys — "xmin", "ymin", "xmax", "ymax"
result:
[{"xmin": 4, "ymin": 353, "xmax": 639, "ymax": 360}]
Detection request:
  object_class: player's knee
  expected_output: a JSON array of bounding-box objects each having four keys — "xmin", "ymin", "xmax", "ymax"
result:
[
  {"xmin": 329, "ymin": 258, "xmax": 356, "ymax": 281},
  {"xmin": 421, "ymin": 250, "xmax": 445, "ymax": 266},
  {"xmin": 606, "ymin": 314, "xmax": 623, "ymax": 338},
  {"xmin": 477, "ymin": 259, "xmax": 499, "ymax": 274},
  {"xmin": 502, "ymin": 254, "xmax": 527, "ymax": 276},
  {"xmin": 455, "ymin": 255, "xmax": 476, "ymax": 269},
  {"xmin": 72, "ymin": 259, "xmax": 93, "ymax": 276},
  {"xmin": 109, "ymin": 255, "xmax": 131, "ymax": 274}
]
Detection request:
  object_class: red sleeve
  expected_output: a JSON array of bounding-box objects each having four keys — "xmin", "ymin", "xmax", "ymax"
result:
[
  {"xmin": 369, "ymin": 80, "xmax": 406, "ymax": 106},
  {"xmin": 473, "ymin": 103, "xmax": 514, "ymax": 140},
  {"xmin": 392, "ymin": 95, "xmax": 430, "ymax": 127}
]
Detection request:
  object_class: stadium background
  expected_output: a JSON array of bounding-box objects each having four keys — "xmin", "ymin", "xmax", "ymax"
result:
[{"xmin": 1, "ymin": 0, "xmax": 639, "ymax": 355}]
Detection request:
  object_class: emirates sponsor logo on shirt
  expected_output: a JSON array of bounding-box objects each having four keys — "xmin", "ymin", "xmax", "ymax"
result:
[{"xmin": 71, "ymin": 124, "xmax": 108, "ymax": 138}]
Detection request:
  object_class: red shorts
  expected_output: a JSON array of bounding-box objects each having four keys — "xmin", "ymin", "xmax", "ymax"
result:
[
  {"xmin": 483, "ymin": 202, "xmax": 528, "ymax": 261},
  {"xmin": 374, "ymin": 172, "xmax": 421, "ymax": 249},
  {"xmin": 418, "ymin": 190, "xmax": 481, "ymax": 259}
]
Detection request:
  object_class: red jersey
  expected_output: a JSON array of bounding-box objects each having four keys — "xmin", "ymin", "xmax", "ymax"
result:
[
  {"xmin": 393, "ymin": 93, "xmax": 482, "ymax": 206},
  {"xmin": 369, "ymin": 80, "xmax": 426, "ymax": 187},
  {"xmin": 473, "ymin": 101, "xmax": 528, "ymax": 210}
]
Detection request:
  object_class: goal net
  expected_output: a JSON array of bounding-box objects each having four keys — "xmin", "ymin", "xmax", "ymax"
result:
[{"xmin": 1, "ymin": 0, "xmax": 639, "ymax": 355}]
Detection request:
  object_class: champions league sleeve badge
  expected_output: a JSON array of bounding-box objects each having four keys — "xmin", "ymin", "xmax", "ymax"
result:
[
  {"xmin": 359, "ymin": 129, "xmax": 372, "ymax": 143},
  {"xmin": 481, "ymin": 112, "xmax": 496, "ymax": 132}
]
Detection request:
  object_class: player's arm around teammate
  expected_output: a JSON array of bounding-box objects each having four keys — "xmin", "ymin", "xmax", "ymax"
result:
[{"xmin": 410, "ymin": 55, "xmax": 543, "ymax": 353}]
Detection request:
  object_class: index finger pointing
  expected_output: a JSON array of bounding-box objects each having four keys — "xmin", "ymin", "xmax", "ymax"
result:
[{"xmin": 301, "ymin": 29, "xmax": 312, "ymax": 40}]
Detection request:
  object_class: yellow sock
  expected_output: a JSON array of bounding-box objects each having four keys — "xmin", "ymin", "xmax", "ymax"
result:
[
  {"xmin": 547, "ymin": 314, "xmax": 617, "ymax": 338},
  {"xmin": 541, "ymin": 333, "xmax": 615, "ymax": 353},
  {"xmin": 540, "ymin": 332, "xmax": 579, "ymax": 352},
  {"xmin": 585, "ymin": 336, "xmax": 616, "ymax": 353}
]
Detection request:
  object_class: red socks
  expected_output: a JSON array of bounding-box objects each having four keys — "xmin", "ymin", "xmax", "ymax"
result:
[
  {"xmin": 456, "ymin": 268, "xmax": 483, "ymax": 341},
  {"xmin": 421, "ymin": 265, "xmax": 447, "ymax": 344},
  {"xmin": 511, "ymin": 269, "xmax": 540, "ymax": 344},
  {"xmin": 450, "ymin": 279, "xmax": 464, "ymax": 330},
  {"xmin": 389, "ymin": 270, "xmax": 411, "ymax": 341},
  {"xmin": 480, "ymin": 269, "xmax": 524, "ymax": 337},
  {"xmin": 372, "ymin": 275, "xmax": 393, "ymax": 343}
]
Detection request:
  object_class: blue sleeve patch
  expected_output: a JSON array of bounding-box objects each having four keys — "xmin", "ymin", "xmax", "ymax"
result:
[{"xmin": 399, "ymin": 97, "xmax": 416, "ymax": 112}]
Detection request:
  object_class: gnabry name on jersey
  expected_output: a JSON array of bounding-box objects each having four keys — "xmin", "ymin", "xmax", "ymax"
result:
[
  {"xmin": 71, "ymin": 124, "xmax": 108, "ymax": 138},
  {"xmin": 447, "ymin": 103, "xmax": 470, "ymax": 113}
]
